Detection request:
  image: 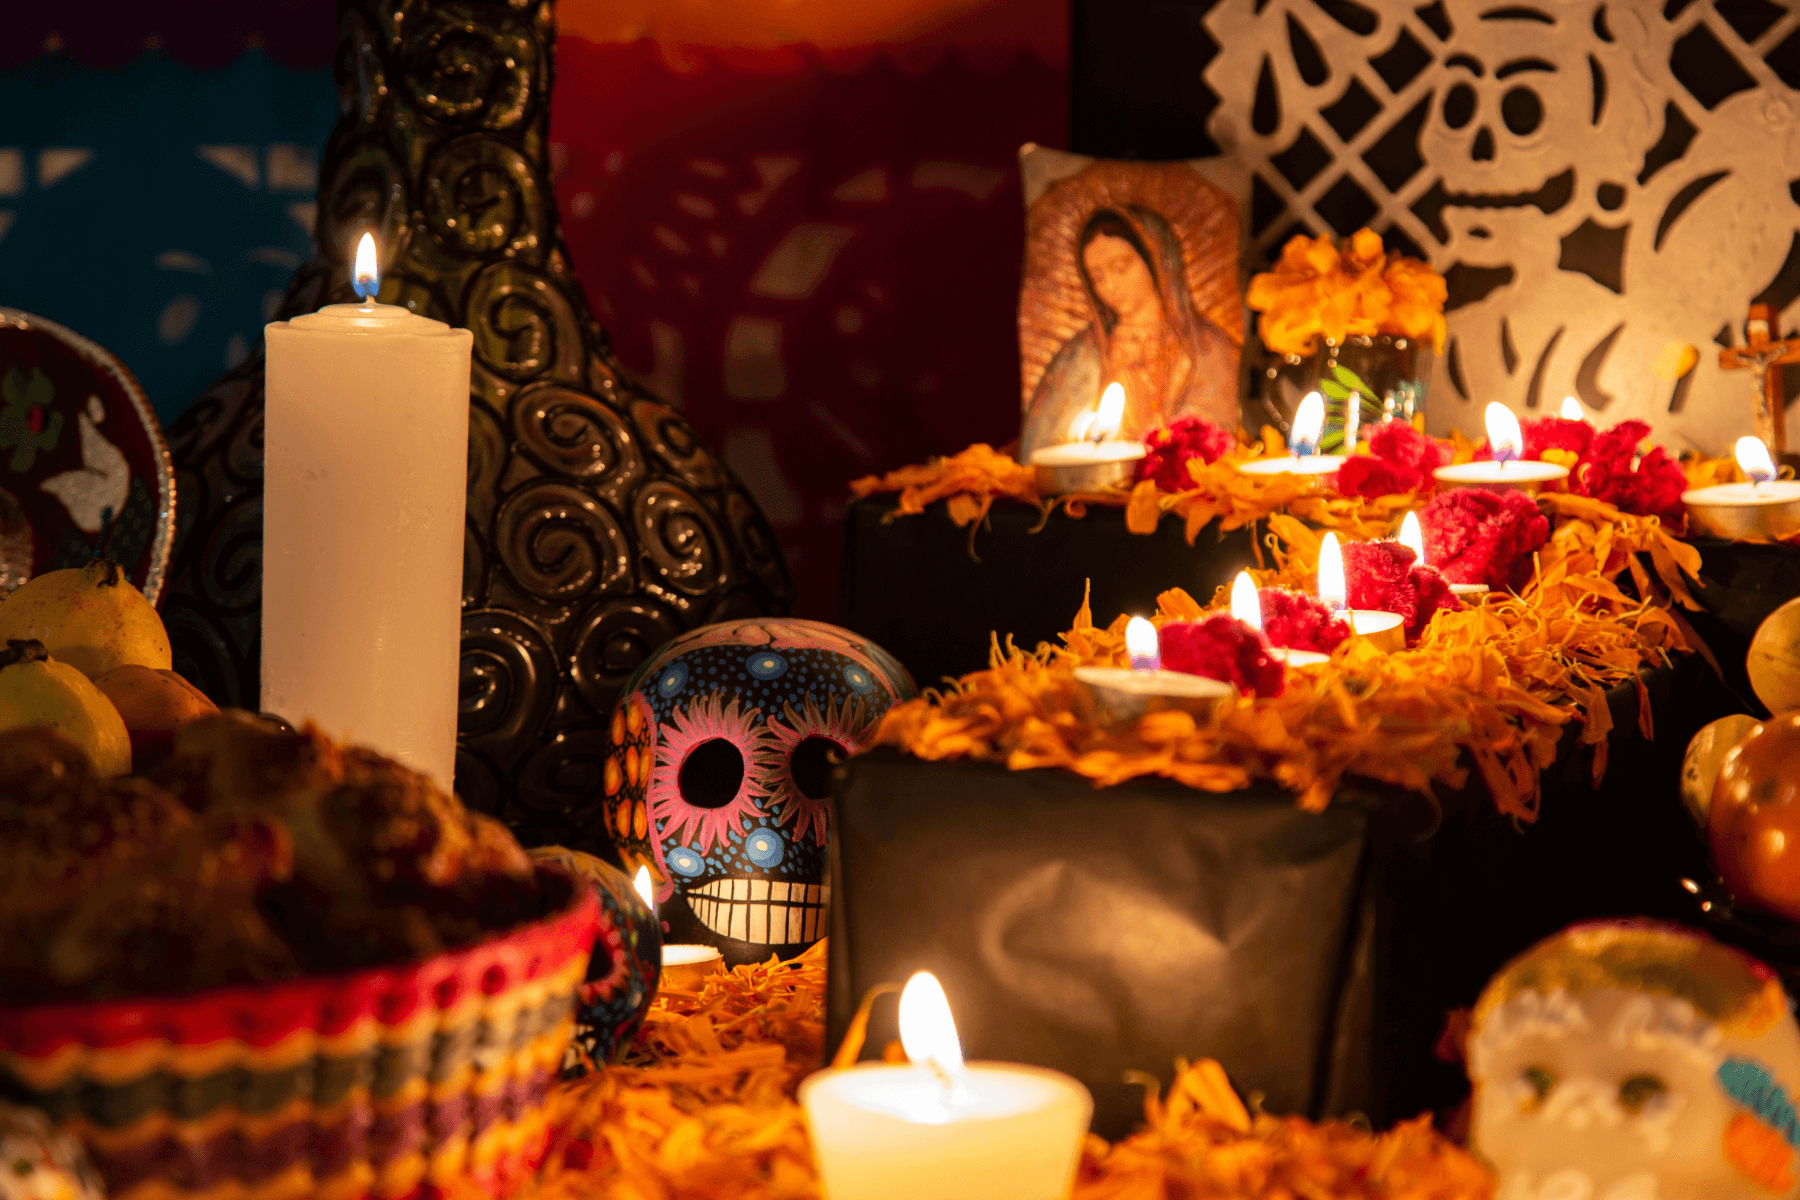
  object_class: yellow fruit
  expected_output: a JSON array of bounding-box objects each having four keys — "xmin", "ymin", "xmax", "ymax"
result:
[
  {"xmin": 0, "ymin": 559, "xmax": 171, "ymax": 679},
  {"xmin": 93, "ymin": 663, "xmax": 219, "ymax": 770},
  {"xmin": 0, "ymin": 639, "xmax": 130, "ymax": 776}
]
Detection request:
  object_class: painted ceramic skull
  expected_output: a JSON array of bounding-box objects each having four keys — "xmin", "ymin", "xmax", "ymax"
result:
[
  {"xmin": 1470, "ymin": 921, "xmax": 1800, "ymax": 1200},
  {"xmin": 527, "ymin": 846, "xmax": 661, "ymax": 1067},
  {"xmin": 603, "ymin": 618, "xmax": 913, "ymax": 965}
]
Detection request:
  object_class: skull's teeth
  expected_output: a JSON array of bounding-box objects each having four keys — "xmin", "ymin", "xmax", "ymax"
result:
[{"xmin": 688, "ymin": 880, "xmax": 831, "ymax": 944}]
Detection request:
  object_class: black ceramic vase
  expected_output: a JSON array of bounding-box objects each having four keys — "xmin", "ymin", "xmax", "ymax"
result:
[{"xmin": 159, "ymin": 0, "xmax": 796, "ymax": 858}]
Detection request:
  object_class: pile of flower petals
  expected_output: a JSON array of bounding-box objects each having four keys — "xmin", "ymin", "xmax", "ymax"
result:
[
  {"xmin": 1333, "ymin": 422, "xmax": 1449, "ymax": 499},
  {"xmin": 482, "ymin": 945, "xmax": 1492, "ymax": 1200},
  {"xmin": 1077, "ymin": 1060, "xmax": 1493, "ymax": 1200}
]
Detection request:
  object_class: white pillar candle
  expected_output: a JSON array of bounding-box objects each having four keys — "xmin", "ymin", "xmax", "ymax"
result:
[
  {"xmin": 802, "ymin": 973, "xmax": 1091, "ymax": 1200},
  {"xmin": 262, "ymin": 235, "xmax": 472, "ymax": 788}
]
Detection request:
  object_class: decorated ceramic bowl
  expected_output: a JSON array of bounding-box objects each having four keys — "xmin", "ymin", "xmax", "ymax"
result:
[{"xmin": 0, "ymin": 867, "xmax": 600, "ymax": 1200}]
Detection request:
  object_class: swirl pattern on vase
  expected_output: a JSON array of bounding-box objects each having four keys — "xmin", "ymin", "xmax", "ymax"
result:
[{"xmin": 158, "ymin": 0, "xmax": 796, "ymax": 859}]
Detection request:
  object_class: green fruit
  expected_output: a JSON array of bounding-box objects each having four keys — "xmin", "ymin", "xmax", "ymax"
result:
[
  {"xmin": 0, "ymin": 558, "xmax": 171, "ymax": 680},
  {"xmin": 0, "ymin": 639, "xmax": 131, "ymax": 776}
]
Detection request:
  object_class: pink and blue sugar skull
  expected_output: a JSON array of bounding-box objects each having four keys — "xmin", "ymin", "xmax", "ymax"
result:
[{"xmin": 604, "ymin": 619, "xmax": 913, "ymax": 965}]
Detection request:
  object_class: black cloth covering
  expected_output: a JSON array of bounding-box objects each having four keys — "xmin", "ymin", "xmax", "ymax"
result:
[{"xmin": 826, "ymin": 656, "xmax": 1736, "ymax": 1138}]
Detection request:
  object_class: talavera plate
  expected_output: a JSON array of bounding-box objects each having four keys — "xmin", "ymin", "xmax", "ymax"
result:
[{"xmin": 0, "ymin": 309, "xmax": 175, "ymax": 603}]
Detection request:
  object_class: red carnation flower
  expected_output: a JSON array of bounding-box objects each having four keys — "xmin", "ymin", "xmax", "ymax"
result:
[
  {"xmin": 1473, "ymin": 414, "xmax": 1593, "ymax": 461},
  {"xmin": 1158, "ymin": 614, "xmax": 1286, "ymax": 698},
  {"xmin": 1420, "ymin": 487, "xmax": 1549, "ymax": 590},
  {"xmin": 1368, "ymin": 420, "xmax": 1451, "ymax": 476},
  {"xmin": 1572, "ymin": 419, "xmax": 1688, "ymax": 527},
  {"xmin": 1333, "ymin": 454, "xmax": 1423, "ymax": 499},
  {"xmin": 1258, "ymin": 588, "xmax": 1351, "ymax": 654},
  {"xmin": 1135, "ymin": 415, "xmax": 1236, "ymax": 492},
  {"xmin": 1340, "ymin": 539, "xmax": 1462, "ymax": 643}
]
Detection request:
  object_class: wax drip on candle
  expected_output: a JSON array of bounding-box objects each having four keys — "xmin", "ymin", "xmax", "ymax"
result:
[
  {"xmin": 1125, "ymin": 615, "xmax": 1161, "ymax": 671},
  {"xmin": 1230, "ymin": 571, "xmax": 1261, "ymax": 630},
  {"xmin": 1560, "ymin": 396, "xmax": 1583, "ymax": 421},
  {"xmin": 1398, "ymin": 511, "xmax": 1425, "ymax": 564},
  {"xmin": 353, "ymin": 232, "xmax": 380, "ymax": 304},
  {"xmin": 1290, "ymin": 391, "xmax": 1324, "ymax": 458},
  {"xmin": 1317, "ymin": 532, "xmax": 1347, "ymax": 613},
  {"xmin": 1485, "ymin": 401, "xmax": 1522, "ymax": 467},
  {"xmin": 898, "ymin": 971, "xmax": 965, "ymax": 1099},
  {"xmin": 1737, "ymin": 435, "xmax": 1777, "ymax": 488}
]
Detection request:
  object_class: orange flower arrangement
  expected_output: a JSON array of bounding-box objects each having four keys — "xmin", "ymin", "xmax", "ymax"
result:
[
  {"xmin": 1246, "ymin": 228, "xmax": 1448, "ymax": 357},
  {"xmin": 471, "ymin": 942, "xmax": 1492, "ymax": 1200}
]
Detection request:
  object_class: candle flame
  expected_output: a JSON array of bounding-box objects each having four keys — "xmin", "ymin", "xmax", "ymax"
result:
[
  {"xmin": 1344, "ymin": 396, "xmax": 1360, "ymax": 450},
  {"xmin": 1230, "ymin": 572, "xmax": 1261, "ymax": 630},
  {"xmin": 1095, "ymin": 382, "xmax": 1126, "ymax": 442},
  {"xmin": 898, "ymin": 971, "xmax": 964, "ymax": 1076},
  {"xmin": 1125, "ymin": 615, "xmax": 1161, "ymax": 670},
  {"xmin": 1737, "ymin": 435, "xmax": 1777, "ymax": 485},
  {"xmin": 353, "ymin": 232, "xmax": 380, "ymax": 302},
  {"xmin": 1399, "ymin": 511, "xmax": 1425, "ymax": 565},
  {"xmin": 1560, "ymin": 396, "xmax": 1582, "ymax": 421},
  {"xmin": 1485, "ymin": 402, "xmax": 1522, "ymax": 466},
  {"xmin": 1290, "ymin": 391, "xmax": 1324, "ymax": 457},
  {"xmin": 1317, "ymin": 532, "xmax": 1346, "ymax": 611},
  {"xmin": 633, "ymin": 865, "xmax": 654, "ymax": 910}
]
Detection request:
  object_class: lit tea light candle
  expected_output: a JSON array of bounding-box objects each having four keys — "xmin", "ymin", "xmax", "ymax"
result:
[
  {"xmin": 1239, "ymin": 390, "xmax": 1346, "ymax": 476},
  {"xmin": 1318, "ymin": 533, "xmax": 1405, "ymax": 651},
  {"xmin": 637, "ymin": 864, "xmax": 724, "ymax": 990},
  {"xmin": 1230, "ymin": 571, "xmax": 1329, "ymax": 666},
  {"xmin": 801, "ymin": 972, "xmax": 1091, "ymax": 1200},
  {"xmin": 1432, "ymin": 402, "xmax": 1570, "ymax": 490},
  {"xmin": 1400, "ymin": 511, "xmax": 1486, "ymax": 596},
  {"xmin": 1560, "ymin": 395, "xmax": 1583, "ymax": 421},
  {"xmin": 1073, "ymin": 615, "xmax": 1234, "ymax": 725},
  {"xmin": 263, "ymin": 232, "xmax": 472, "ymax": 787},
  {"xmin": 1682, "ymin": 434, "xmax": 1800, "ymax": 540},
  {"xmin": 1031, "ymin": 382, "xmax": 1146, "ymax": 493}
]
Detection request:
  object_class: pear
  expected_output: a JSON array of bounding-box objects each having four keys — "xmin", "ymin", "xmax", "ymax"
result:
[
  {"xmin": 0, "ymin": 639, "xmax": 131, "ymax": 776},
  {"xmin": 0, "ymin": 558, "xmax": 171, "ymax": 680},
  {"xmin": 92, "ymin": 663, "xmax": 219, "ymax": 771}
]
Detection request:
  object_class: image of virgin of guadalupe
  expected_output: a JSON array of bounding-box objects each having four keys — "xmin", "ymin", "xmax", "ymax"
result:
[{"xmin": 1020, "ymin": 205, "xmax": 1239, "ymax": 460}]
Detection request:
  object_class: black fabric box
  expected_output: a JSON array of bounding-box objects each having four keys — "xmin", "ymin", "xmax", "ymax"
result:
[
  {"xmin": 826, "ymin": 656, "xmax": 1735, "ymax": 1138},
  {"xmin": 839, "ymin": 496, "xmax": 1258, "ymax": 690}
]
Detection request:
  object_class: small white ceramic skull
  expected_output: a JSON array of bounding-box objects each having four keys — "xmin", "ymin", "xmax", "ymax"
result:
[{"xmin": 1470, "ymin": 922, "xmax": 1800, "ymax": 1200}]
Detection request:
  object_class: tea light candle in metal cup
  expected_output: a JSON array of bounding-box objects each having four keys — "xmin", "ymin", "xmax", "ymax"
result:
[
  {"xmin": 1318, "ymin": 533, "xmax": 1406, "ymax": 651},
  {"xmin": 1431, "ymin": 402, "xmax": 1569, "ymax": 491},
  {"xmin": 1682, "ymin": 435, "xmax": 1800, "ymax": 541},
  {"xmin": 1239, "ymin": 390, "xmax": 1346, "ymax": 477},
  {"xmin": 1399, "ymin": 511, "xmax": 1487, "ymax": 597},
  {"xmin": 1031, "ymin": 382, "xmax": 1146, "ymax": 493},
  {"xmin": 1073, "ymin": 616, "xmax": 1235, "ymax": 725},
  {"xmin": 801, "ymin": 972, "xmax": 1092, "ymax": 1200},
  {"xmin": 1230, "ymin": 571, "xmax": 1330, "ymax": 666},
  {"xmin": 635, "ymin": 866, "xmax": 725, "ymax": 991}
]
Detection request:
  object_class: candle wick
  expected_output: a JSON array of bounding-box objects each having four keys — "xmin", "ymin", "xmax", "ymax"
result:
[{"xmin": 924, "ymin": 1056, "xmax": 958, "ymax": 1103}]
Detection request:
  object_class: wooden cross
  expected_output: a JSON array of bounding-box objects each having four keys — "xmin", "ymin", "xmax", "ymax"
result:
[{"xmin": 1719, "ymin": 303, "xmax": 1800, "ymax": 452}]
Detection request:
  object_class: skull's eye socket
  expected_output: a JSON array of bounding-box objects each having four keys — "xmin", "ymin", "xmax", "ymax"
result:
[
  {"xmin": 1444, "ymin": 84, "xmax": 1477, "ymax": 129},
  {"xmin": 1502, "ymin": 87, "xmax": 1543, "ymax": 135},
  {"xmin": 1619, "ymin": 1073, "xmax": 1667, "ymax": 1115},
  {"xmin": 790, "ymin": 736, "xmax": 843, "ymax": 802},
  {"xmin": 1522, "ymin": 1065, "xmax": 1555, "ymax": 1110},
  {"xmin": 679, "ymin": 738, "xmax": 746, "ymax": 808}
]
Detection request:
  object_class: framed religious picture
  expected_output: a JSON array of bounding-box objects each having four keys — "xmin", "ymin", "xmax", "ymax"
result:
[{"xmin": 1017, "ymin": 145, "xmax": 1244, "ymax": 461}]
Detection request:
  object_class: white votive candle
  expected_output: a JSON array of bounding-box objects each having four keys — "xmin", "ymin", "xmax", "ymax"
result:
[
  {"xmin": 262, "ymin": 248, "xmax": 471, "ymax": 788},
  {"xmin": 803, "ymin": 1063, "xmax": 1091, "ymax": 1200},
  {"xmin": 802, "ymin": 972, "xmax": 1091, "ymax": 1200},
  {"xmin": 1238, "ymin": 453, "xmax": 1346, "ymax": 476}
]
